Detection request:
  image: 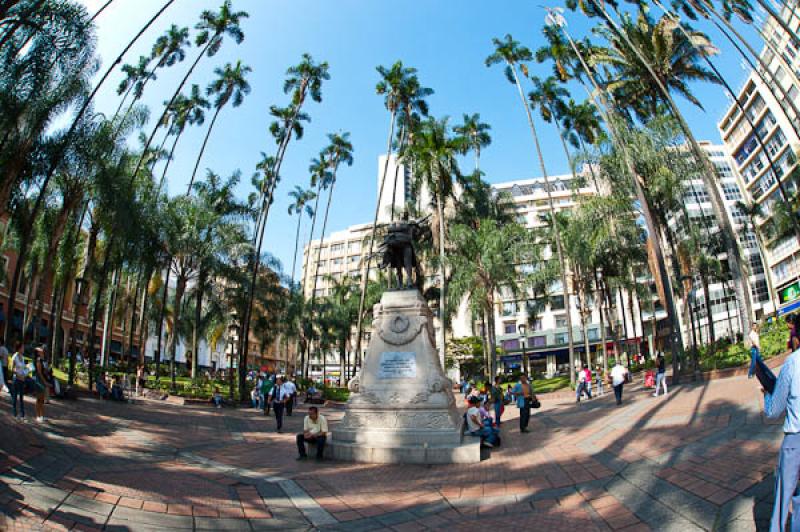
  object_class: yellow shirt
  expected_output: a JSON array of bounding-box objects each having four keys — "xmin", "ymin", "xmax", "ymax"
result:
[{"xmin": 303, "ymin": 414, "xmax": 328, "ymax": 435}]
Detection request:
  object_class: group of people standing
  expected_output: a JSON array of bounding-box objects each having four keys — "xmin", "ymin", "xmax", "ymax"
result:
[
  {"xmin": 2, "ymin": 341, "xmax": 54, "ymax": 422},
  {"xmin": 576, "ymin": 362, "xmax": 631, "ymax": 406}
]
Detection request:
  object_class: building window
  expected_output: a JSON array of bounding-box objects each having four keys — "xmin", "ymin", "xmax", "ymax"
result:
[
  {"xmin": 503, "ymin": 322, "xmax": 517, "ymax": 334},
  {"xmin": 348, "ymin": 241, "xmax": 361, "ymax": 253},
  {"xmin": 555, "ymin": 317, "xmax": 567, "ymax": 328},
  {"xmin": 330, "ymin": 243, "xmax": 344, "ymax": 254},
  {"xmin": 532, "ymin": 335, "xmax": 546, "ymax": 347},
  {"xmin": 722, "ymin": 182, "xmax": 743, "ymax": 201},
  {"xmin": 501, "ymin": 302, "xmax": 516, "ymax": 317},
  {"xmin": 550, "ymin": 295, "xmax": 565, "ymax": 310},
  {"xmin": 554, "ymin": 333, "xmax": 567, "ymax": 345}
]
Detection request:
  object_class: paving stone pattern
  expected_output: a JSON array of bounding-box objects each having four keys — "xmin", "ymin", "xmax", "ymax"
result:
[{"xmin": 0, "ymin": 373, "xmax": 783, "ymax": 530}]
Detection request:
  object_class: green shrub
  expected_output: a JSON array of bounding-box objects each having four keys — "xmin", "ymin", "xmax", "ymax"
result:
[{"xmin": 321, "ymin": 386, "xmax": 349, "ymax": 402}]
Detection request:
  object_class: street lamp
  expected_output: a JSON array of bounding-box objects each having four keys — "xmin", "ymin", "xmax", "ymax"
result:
[
  {"xmin": 228, "ymin": 323, "xmax": 239, "ymax": 400},
  {"xmin": 518, "ymin": 323, "xmax": 528, "ymax": 376}
]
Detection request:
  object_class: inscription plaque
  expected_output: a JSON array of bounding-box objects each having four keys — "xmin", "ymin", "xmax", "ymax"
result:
[{"xmin": 378, "ymin": 351, "xmax": 417, "ymax": 379}]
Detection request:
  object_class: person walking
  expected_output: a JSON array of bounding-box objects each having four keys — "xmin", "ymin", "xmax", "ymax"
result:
[
  {"xmin": 576, "ymin": 366, "xmax": 586, "ymax": 403},
  {"xmin": 610, "ymin": 361, "xmax": 628, "ymax": 406},
  {"xmin": 763, "ymin": 346, "xmax": 800, "ymax": 531},
  {"xmin": 32, "ymin": 348, "xmax": 47, "ymax": 422},
  {"xmin": 269, "ymin": 377, "xmax": 291, "ymax": 433},
  {"xmin": 283, "ymin": 376, "xmax": 297, "ymax": 416},
  {"xmin": 261, "ymin": 374, "xmax": 273, "ymax": 416},
  {"xmin": 490, "ymin": 376, "xmax": 504, "ymax": 425},
  {"xmin": 653, "ymin": 353, "xmax": 668, "ymax": 397},
  {"xmin": 9, "ymin": 342, "xmax": 27, "ymax": 419},
  {"xmin": 512, "ymin": 373, "xmax": 534, "ymax": 433},
  {"xmin": 595, "ymin": 365, "xmax": 605, "ymax": 396},
  {"xmin": 584, "ymin": 365, "xmax": 593, "ymax": 399}
]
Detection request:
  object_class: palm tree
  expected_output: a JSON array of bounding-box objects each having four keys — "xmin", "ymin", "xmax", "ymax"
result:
[
  {"xmin": 288, "ymin": 186, "xmax": 316, "ymax": 288},
  {"xmin": 589, "ymin": 8, "xmax": 755, "ymax": 340},
  {"xmin": 12, "ymin": 0, "xmax": 180, "ymax": 235},
  {"xmin": 240, "ymin": 53, "xmax": 328, "ymax": 395},
  {"xmin": 353, "ymin": 61, "xmax": 433, "ymax": 366},
  {"xmin": 453, "ymin": 113, "xmax": 491, "ymax": 173},
  {"xmin": 559, "ymin": 98, "xmax": 602, "ymax": 186},
  {"xmin": 156, "ymin": 84, "xmax": 210, "ymax": 193},
  {"xmin": 309, "ymin": 133, "xmax": 355, "ymax": 313},
  {"xmin": 188, "ymin": 60, "xmax": 251, "ymax": 188},
  {"xmin": 449, "ymin": 219, "xmax": 551, "ymax": 375},
  {"xmin": 131, "ymin": 0, "xmax": 248, "ymax": 182},
  {"xmin": 114, "ymin": 24, "xmax": 191, "ymax": 125},
  {"xmin": 543, "ymin": 8, "xmax": 686, "ymax": 380},
  {"xmin": 405, "ymin": 117, "xmax": 459, "ymax": 367},
  {"xmin": 486, "ymin": 34, "xmax": 577, "ymax": 383}
]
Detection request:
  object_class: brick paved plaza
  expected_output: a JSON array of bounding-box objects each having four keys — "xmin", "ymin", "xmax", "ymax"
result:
[{"xmin": 0, "ymin": 373, "xmax": 783, "ymax": 531}]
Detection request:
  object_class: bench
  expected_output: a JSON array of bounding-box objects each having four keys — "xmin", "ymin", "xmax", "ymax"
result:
[{"xmin": 305, "ymin": 391, "xmax": 325, "ymax": 404}]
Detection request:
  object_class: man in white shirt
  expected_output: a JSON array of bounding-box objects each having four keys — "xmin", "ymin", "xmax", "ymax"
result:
[
  {"xmin": 269, "ymin": 377, "xmax": 291, "ymax": 433},
  {"xmin": 763, "ymin": 348, "xmax": 800, "ymax": 530},
  {"xmin": 610, "ymin": 362, "xmax": 628, "ymax": 406},
  {"xmin": 282, "ymin": 377, "xmax": 297, "ymax": 416},
  {"xmin": 296, "ymin": 406, "xmax": 328, "ymax": 460},
  {"xmin": 10, "ymin": 342, "xmax": 27, "ymax": 418}
]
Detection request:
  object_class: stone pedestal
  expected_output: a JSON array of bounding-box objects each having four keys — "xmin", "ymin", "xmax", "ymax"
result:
[{"xmin": 331, "ymin": 289, "xmax": 480, "ymax": 464}]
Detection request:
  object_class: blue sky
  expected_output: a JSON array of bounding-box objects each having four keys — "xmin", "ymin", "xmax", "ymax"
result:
[{"xmin": 80, "ymin": 0, "xmax": 761, "ymax": 276}]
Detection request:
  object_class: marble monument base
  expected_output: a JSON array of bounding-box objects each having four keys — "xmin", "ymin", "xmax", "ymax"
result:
[{"xmin": 331, "ymin": 289, "xmax": 480, "ymax": 464}]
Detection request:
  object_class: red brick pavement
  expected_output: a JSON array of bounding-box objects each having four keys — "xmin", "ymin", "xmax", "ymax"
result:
[{"xmin": 0, "ymin": 371, "xmax": 783, "ymax": 530}]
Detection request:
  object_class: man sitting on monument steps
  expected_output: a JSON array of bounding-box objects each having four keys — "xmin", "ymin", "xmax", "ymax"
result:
[{"xmin": 296, "ymin": 406, "xmax": 328, "ymax": 461}]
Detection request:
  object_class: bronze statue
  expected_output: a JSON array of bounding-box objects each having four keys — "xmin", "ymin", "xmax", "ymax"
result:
[{"xmin": 378, "ymin": 213, "xmax": 428, "ymax": 289}]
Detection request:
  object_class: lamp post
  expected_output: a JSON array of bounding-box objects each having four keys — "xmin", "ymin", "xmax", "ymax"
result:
[
  {"xmin": 228, "ymin": 323, "xmax": 239, "ymax": 400},
  {"xmin": 518, "ymin": 323, "xmax": 528, "ymax": 377}
]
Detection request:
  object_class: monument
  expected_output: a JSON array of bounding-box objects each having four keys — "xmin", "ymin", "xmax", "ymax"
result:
[{"xmin": 330, "ymin": 216, "xmax": 480, "ymax": 464}]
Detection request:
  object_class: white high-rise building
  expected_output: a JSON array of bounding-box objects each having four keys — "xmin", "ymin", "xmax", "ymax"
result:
[{"xmin": 717, "ymin": 3, "xmax": 800, "ymax": 316}]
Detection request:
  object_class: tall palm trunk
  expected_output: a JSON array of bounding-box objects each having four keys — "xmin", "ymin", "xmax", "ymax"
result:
[
  {"xmin": 188, "ymin": 104, "xmax": 224, "ymax": 189},
  {"xmin": 88, "ymin": 251, "xmax": 112, "ymax": 391},
  {"xmin": 354, "ymin": 110, "xmax": 397, "ymax": 367},
  {"xmin": 241, "ymin": 100, "xmax": 306, "ymax": 398},
  {"xmin": 436, "ymin": 195, "xmax": 447, "ymax": 369},
  {"xmin": 299, "ymin": 184, "xmax": 322, "ymax": 379},
  {"xmin": 157, "ymin": 129, "xmax": 185, "ymax": 194},
  {"xmin": 100, "ymin": 268, "xmax": 121, "ymax": 369},
  {"xmin": 168, "ymin": 269, "xmax": 187, "ymax": 392},
  {"xmin": 487, "ymin": 294, "xmax": 499, "ymax": 375},
  {"xmin": 126, "ymin": 273, "xmax": 142, "ymax": 367},
  {"xmin": 309, "ymin": 179, "xmax": 337, "ymax": 317},
  {"xmin": 191, "ymin": 268, "xmax": 206, "ymax": 380},
  {"xmin": 290, "ymin": 212, "xmax": 303, "ymax": 288},
  {"xmin": 155, "ymin": 266, "xmax": 170, "ymax": 380},
  {"xmin": 508, "ymin": 62, "xmax": 576, "ymax": 384},
  {"xmin": 136, "ymin": 270, "xmax": 151, "ymax": 366}
]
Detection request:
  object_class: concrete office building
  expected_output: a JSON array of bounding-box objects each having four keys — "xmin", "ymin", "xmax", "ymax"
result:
[{"xmin": 717, "ymin": 3, "xmax": 800, "ymax": 316}]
